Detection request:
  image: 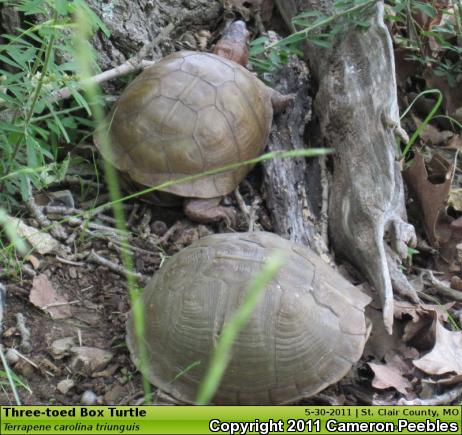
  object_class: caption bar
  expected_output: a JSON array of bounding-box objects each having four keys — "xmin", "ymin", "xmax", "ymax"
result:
[{"xmin": 0, "ymin": 406, "xmax": 460, "ymax": 434}]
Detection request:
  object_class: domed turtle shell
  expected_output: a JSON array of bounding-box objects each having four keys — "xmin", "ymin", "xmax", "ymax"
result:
[
  {"xmin": 126, "ymin": 232, "xmax": 371, "ymax": 405},
  {"xmin": 97, "ymin": 51, "xmax": 273, "ymax": 198}
]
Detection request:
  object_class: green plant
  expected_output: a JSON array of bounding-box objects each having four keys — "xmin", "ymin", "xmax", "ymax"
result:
[
  {"xmin": 385, "ymin": 0, "xmax": 462, "ymax": 87},
  {"xmin": 0, "ymin": 0, "xmax": 108, "ymax": 209},
  {"xmin": 195, "ymin": 250, "xmax": 285, "ymax": 405},
  {"xmin": 249, "ymin": 0, "xmax": 379, "ymax": 73},
  {"xmin": 400, "ymin": 88, "xmax": 443, "ymax": 158}
]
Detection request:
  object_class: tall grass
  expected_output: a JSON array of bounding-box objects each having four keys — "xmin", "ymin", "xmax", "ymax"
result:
[{"xmin": 196, "ymin": 251, "xmax": 285, "ymax": 405}]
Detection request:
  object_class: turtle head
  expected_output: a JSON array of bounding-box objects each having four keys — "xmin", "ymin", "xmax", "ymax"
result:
[{"xmin": 213, "ymin": 20, "xmax": 250, "ymax": 67}]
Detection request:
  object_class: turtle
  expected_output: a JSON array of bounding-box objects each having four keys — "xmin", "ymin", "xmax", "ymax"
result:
[
  {"xmin": 95, "ymin": 21, "xmax": 291, "ymax": 224},
  {"xmin": 126, "ymin": 231, "xmax": 371, "ymax": 405}
]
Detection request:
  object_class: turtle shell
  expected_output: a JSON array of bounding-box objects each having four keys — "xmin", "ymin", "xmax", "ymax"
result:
[
  {"xmin": 97, "ymin": 51, "xmax": 272, "ymax": 198},
  {"xmin": 126, "ymin": 232, "xmax": 370, "ymax": 405}
]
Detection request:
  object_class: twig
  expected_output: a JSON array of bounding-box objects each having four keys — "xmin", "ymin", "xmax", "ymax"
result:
[
  {"xmin": 398, "ymin": 383, "xmax": 462, "ymax": 405},
  {"xmin": 248, "ymin": 198, "xmax": 260, "ymax": 232},
  {"xmin": 16, "ymin": 313, "xmax": 31, "ymax": 353},
  {"xmin": 45, "ymin": 206, "xmax": 117, "ymax": 226},
  {"xmin": 55, "ymin": 256, "xmax": 85, "ymax": 267},
  {"xmin": 319, "ymin": 155, "xmax": 330, "ymax": 246},
  {"xmin": 87, "ymin": 222, "xmax": 129, "ymax": 236},
  {"xmin": 42, "ymin": 300, "xmax": 79, "ymax": 309},
  {"xmin": 157, "ymin": 220, "xmax": 186, "ymax": 245},
  {"xmin": 10, "ymin": 348, "xmax": 54, "ymax": 377},
  {"xmin": 423, "ymin": 270, "xmax": 462, "ymax": 302},
  {"xmin": 127, "ymin": 203, "xmax": 140, "ymax": 227},
  {"xmin": 137, "ymin": 207, "xmax": 152, "ymax": 239},
  {"xmin": 50, "ymin": 23, "xmax": 174, "ymax": 102},
  {"xmin": 27, "ymin": 193, "xmax": 68, "ymax": 241},
  {"xmin": 47, "ymin": 175, "xmax": 101, "ymax": 189},
  {"xmin": 87, "ymin": 250, "xmax": 147, "ymax": 283}
]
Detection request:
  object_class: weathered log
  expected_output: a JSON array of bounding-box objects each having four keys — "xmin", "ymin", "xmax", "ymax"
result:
[
  {"xmin": 276, "ymin": 0, "xmax": 418, "ymax": 333},
  {"xmin": 261, "ymin": 60, "xmax": 329, "ymax": 257}
]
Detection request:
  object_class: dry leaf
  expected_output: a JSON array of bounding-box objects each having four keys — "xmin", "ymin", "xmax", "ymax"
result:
[
  {"xmin": 424, "ymin": 68, "xmax": 462, "ymax": 118},
  {"xmin": 368, "ymin": 361, "xmax": 412, "ymax": 394},
  {"xmin": 403, "ymin": 151, "xmax": 453, "ymax": 246},
  {"xmin": 11, "ymin": 217, "xmax": 59, "ymax": 255},
  {"xmin": 411, "ymin": 114, "xmax": 454, "ymax": 146},
  {"xmin": 29, "ymin": 274, "xmax": 71, "ymax": 319},
  {"xmin": 413, "ymin": 319, "xmax": 462, "ymax": 375}
]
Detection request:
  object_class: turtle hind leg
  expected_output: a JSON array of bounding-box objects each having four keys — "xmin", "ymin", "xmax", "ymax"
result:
[{"xmin": 183, "ymin": 197, "xmax": 236, "ymax": 226}]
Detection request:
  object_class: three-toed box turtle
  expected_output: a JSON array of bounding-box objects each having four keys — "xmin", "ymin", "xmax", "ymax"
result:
[
  {"xmin": 95, "ymin": 21, "xmax": 290, "ymax": 223},
  {"xmin": 126, "ymin": 232, "xmax": 371, "ymax": 405}
]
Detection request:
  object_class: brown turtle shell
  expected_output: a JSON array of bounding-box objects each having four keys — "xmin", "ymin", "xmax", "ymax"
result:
[
  {"xmin": 97, "ymin": 51, "xmax": 272, "ymax": 198},
  {"xmin": 126, "ymin": 232, "xmax": 370, "ymax": 405}
]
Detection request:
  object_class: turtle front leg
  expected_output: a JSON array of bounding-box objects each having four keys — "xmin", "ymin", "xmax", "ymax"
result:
[{"xmin": 183, "ymin": 198, "xmax": 236, "ymax": 225}]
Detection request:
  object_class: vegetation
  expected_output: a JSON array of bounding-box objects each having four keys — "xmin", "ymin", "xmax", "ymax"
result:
[{"xmin": 0, "ymin": 0, "xmax": 460, "ymax": 405}]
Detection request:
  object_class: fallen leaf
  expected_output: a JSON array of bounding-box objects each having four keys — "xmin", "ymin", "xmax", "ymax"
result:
[
  {"xmin": 403, "ymin": 151, "xmax": 453, "ymax": 247},
  {"xmin": 11, "ymin": 217, "xmax": 59, "ymax": 255},
  {"xmin": 424, "ymin": 68, "xmax": 462, "ymax": 118},
  {"xmin": 29, "ymin": 274, "xmax": 71, "ymax": 319},
  {"xmin": 413, "ymin": 319, "xmax": 462, "ymax": 375},
  {"xmin": 368, "ymin": 361, "xmax": 412, "ymax": 394},
  {"xmin": 411, "ymin": 114, "xmax": 454, "ymax": 147}
]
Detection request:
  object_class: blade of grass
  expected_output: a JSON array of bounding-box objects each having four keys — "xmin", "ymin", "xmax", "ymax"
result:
[
  {"xmin": 0, "ymin": 148, "xmax": 332, "ymax": 257},
  {"xmin": 195, "ymin": 250, "xmax": 285, "ymax": 405},
  {"xmin": 0, "ymin": 345, "xmax": 21, "ymax": 405},
  {"xmin": 400, "ymin": 89, "xmax": 443, "ymax": 158},
  {"xmin": 72, "ymin": 5, "xmax": 152, "ymax": 403}
]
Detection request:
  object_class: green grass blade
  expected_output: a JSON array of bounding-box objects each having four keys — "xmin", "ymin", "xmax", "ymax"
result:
[
  {"xmin": 195, "ymin": 251, "xmax": 285, "ymax": 405},
  {"xmin": 0, "ymin": 345, "xmax": 22, "ymax": 405}
]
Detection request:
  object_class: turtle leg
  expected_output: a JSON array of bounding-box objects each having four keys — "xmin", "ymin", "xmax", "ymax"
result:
[
  {"xmin": 183, "ymin": 197, "xmax": 236, "ymax": 225},
  {"xmin": 268, "ymin": 87, "xmax": 295, "ymax": 113}
]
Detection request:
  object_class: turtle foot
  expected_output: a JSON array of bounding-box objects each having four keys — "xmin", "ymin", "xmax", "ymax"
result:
[{"xmin": 184, "ymin": 197, "xmax": 236, "ymax": 226}]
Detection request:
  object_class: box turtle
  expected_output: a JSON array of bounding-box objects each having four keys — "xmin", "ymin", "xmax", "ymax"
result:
[
  {"xmin": 95, "ymin": 21, "xmax": 290, "ymax": 223},
  {"xmin": 126, "ymin": 232, "xmax": 371, "ymax": 405}
]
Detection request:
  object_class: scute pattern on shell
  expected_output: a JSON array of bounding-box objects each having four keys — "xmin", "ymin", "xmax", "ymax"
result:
[
  {"xmin": 99, "ymin": 51, "xmax": 272, "ymax": 198},
  {"xmin": 127, "ymin": 232, "xmax": 370, "ymax": 405}
]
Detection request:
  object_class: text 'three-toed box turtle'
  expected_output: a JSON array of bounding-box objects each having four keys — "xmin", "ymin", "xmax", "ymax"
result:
[
  {"xmin": 95, "ymin": 21, "xmax": 290, "ymax": 224},
  {"xmin": 126, "ymin": 232, "xmax": 371, "ymax": 405}
]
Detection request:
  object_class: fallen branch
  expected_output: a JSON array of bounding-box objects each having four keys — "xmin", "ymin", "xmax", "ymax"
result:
[
  {"xmin": 50, "ymin": 23, "xmax": 174, "ymax": 103},
  {"xmin": 87, "ymin": 250, "xmax": 147, "ymax": 284},
  {"xmin": 423, "ymin": 270, "xmax": 462, "ymax": 302}
]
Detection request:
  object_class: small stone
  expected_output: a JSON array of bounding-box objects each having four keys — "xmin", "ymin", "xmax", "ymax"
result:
[
  {"xmin": 5, "ymin": 348, "xmax": 19, "ymax": 365},
  {"xmin": 104, "ymin": 383, "xmax": 126, "ymax": 404},
  {"xmin": 48, "ymin": 190, "xmax": 75, "ymax": 208},
  {"xmin": 51, "ymin": 337, "xmax": 76, "ymax": 358},
  {"xmin": 57, "ymin": 379, "xmax": 75, "ymax": 395},
  {"xmin": 71, "ymin": 346, "xmax": 113, "ymax": 374},
  {"xmin": 14, "ymin": 359, "xmax": 34, "ymax": 378},
  {"xmin": 151, "ymin": 220, "xmax": 168, "ymax": 236},
  {"xmin": 68, "ymin": 267, "xmax": 77, "ymax": 279},
  {"xmin": 81, "ymin": 390, "xmax": 97, "ymax": 405}
]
